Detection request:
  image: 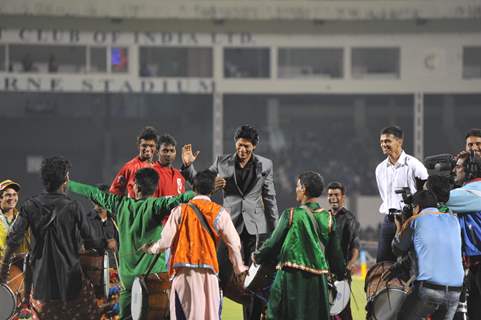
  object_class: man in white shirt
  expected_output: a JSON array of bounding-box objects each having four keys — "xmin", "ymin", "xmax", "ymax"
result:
[{"xmin": 375, "ymin": 126, "xmax": 428, "ymax": 262}]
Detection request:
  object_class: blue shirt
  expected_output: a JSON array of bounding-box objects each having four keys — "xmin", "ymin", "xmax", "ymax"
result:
[
  {"xmin": 392, "ymin": 207, "xmax": 464, "ymax": 287},
  {"xmin": 447, "ymin": 180, "xmax": 481, "ymax": 256}
]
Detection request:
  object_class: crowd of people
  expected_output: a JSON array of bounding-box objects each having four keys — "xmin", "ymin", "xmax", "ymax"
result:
[{"xmin": 0, "ymin": 124, "xmax": 480, "ymax": 320}]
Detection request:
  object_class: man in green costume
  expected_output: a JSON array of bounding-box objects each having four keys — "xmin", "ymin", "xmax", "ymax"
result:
[
  {"xmin": 253, "ymin": 171, "xmax": 346, "ymax": 320},
  {"xmin": 69, "ymin": 167, "xmax": 195, "ymax": 319}
]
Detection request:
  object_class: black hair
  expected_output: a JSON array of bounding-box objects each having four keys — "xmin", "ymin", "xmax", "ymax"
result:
[
  {"xmin": 134, "ymin": 168, "xmax": 159, "ymax": 197},
  {"xmin": 193, "ymin": 170, "xmax": 216, "ymax": 195},
  {"xmin": 158, "ymin": 134, "xmax": 177, "ymax": 147},
  {"xmin": 41, "ymin": 156, "xmax": 71, "ymax": 192},
  {"xmin": 458, "ymin": 151, "xmax": 481, "ymax": 181},
  {"xmin": 426, "ymin": 175, "xmax": 451, "ymax": 203},
  {"xmin": 137, "ymin": 126, "xmax": 159, "ymax": 144},
  {"xmin": 380, "ymin": 126, "xmax": 403, "ymax": 139},
  {"xmin": 412, "ymin": 190, "xmax": 438, "ymax": 211},
  {"xmin": 298, "ymin": 171, "xmax": 324, "ymax": 198},
  {"xmin": 327, "ymin": 181, "xmax": 345, "ymax": 194},
  {"xmin": 234, "ymin": 125, "xmax": 259, "ymax": 146},
  {"xmin": 465, "ymin": 128, "xmax": 481, "ymax": 140}
]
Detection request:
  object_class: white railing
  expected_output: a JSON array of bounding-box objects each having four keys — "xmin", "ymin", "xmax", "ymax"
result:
[{"xmin": 0, "ymin": 0, "xmax": 480, "ymax": 20}]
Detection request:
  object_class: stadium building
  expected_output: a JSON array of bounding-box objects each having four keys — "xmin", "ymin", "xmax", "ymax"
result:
[{"xmin": 1, "ymin": 0, "xmax": 480, "ymax": 232}]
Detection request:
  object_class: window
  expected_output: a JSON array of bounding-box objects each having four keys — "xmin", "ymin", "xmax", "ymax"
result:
[
  {"xmin": 139, "ymin": 47, "xmax": 212, "ymax": 77},
  {"xmin": 111, "ymin": 47, "xmax": 129, "ymax": 73},
  {"xmin": 351, "ymin": 47, "xmax": 400, "ymax": 79},
  {"xmin": 0, "ymin": 45, "xmax": 5, "ymax": 72},
  {"xmin": 463, "ymin": 47, "xmax": 481, "ymax": 79},
  {"xmin": 224, "ymin": 48, "xmax": 270, "ymax": 78},
  {"xmin": 278, "ymin": 48, "xmax": 343, "ymax": 79},
  {"xmin": 9, "ymin": 45, "xmax": 86, "ymax": 73},
  {"xmin": 89, "ymin": 47, "xmax": 107, "ymax": 73}
]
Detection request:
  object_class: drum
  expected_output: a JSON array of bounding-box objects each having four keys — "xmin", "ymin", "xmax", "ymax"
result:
[
  {"xmin": 131, "ymin": 272, "xmax": 170, "ymax": 320},
  {"xmin": 329, "ymin": 280, "xmax": 350, "ymax": 316},
  {"xmin": 0, "ymin": 264, "xmax": 24, "ymax": 320},
  {"xmin": 244, "ymin": 263, "xmax": 276, "ymax": 302},
  {"xmin": 0, "ymin": 283, "xmax": 16, "ymax": 320},
  {"xmin": 365, "ymin": 261, "xmax": 408, "ymax": 320},
  {"xmin": 80, "ymin": 252, "xmax": 110, "ymax": 299},
  {"xmin": 223, "ymin": 272, "xmax": 249, "ymax": 304}
]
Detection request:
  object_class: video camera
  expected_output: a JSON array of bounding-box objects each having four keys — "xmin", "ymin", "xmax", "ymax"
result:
[
  {"xmin": 423, "ymin": 153, "xmax": 459, "ymax": 207},
  {"xmin": 395, "ymin": 187, "xmax": 414, "ymax": 221},
  {"xmin": 424, "ymin": 154, "xmax": 456, "ymax": 180}
]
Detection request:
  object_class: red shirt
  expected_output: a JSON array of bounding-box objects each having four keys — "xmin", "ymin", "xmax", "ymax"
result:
[
  {"xmin": 110, "ymin": 157, "xmax": 186, "ymax": 198},
  {"xmin": 156, "ymin": 164, "xmax": 185, "ymax": 196},
  {"xmin": 109, "ymin": 156, "xmax": 158, "ymax": 198}
]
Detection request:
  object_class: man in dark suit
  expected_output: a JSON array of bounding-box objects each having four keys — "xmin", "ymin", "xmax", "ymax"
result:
[{"xmin": 182, "ymin": 125, "xmax": 279, "ymax": 319}]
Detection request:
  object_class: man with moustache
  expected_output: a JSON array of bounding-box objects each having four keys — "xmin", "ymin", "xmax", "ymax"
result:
[
  {"xmin": 465, "ymin": 128, "xmax": 481, "ymax": 155},
  {"xmin": 181, "ymin": 125, "xmax": 279, "ymax": 320},
  {"xmin": 327, "ymin": 181, "xmax": 360, "ymax": 320},
  {"xmin": 110, "ymin": 126, "xmax": 160, "ymax": 198},
  {"xmin": 375, "ymin": 126, "xmax": 428, "ymax": 262},
  {"xmin": 156, "ymin": 134, "xmax": 185, "ymax": 197},
  {"xmin": 447, "ymin": 151, "xmax": 481, "ymax": 319}
]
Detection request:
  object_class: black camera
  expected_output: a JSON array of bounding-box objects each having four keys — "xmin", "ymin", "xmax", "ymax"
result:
[
  {"xmin": 395, "ymin": 187, "xmax": 415, "ymax": 221},
  {"xmin": 424, "ymin": 154, "xmax": 456, "ymax": 179}
]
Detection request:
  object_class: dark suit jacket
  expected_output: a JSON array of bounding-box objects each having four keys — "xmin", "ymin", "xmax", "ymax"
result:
[{"xmin": 182, "ymin": 153, "xmax": 279, "ymax": 234}]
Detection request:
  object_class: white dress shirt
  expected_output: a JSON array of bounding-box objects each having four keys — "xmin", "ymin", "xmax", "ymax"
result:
[{"xmin": 375, "ymin": 150, "xmax": 429, "ymax": 214}]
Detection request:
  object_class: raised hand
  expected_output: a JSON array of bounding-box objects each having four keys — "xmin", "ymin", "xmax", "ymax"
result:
[
  {"xmin": 214, "ymin": 176, "xmax": 227, "ymax": 191},
  {"xmin": 182, "ymin": 144, "xmax": 200, "ymax": 167}
]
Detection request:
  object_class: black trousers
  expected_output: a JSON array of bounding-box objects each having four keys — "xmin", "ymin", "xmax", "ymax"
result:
[
  {"xmin": 468, "ymin": 264, "xmax": 481, "ymax": 319},
  {"xmin": 218, "ymin": 228, "xmax": 267, "ymax": 320},
  {"xmin": 376, "ymin": 215, "xmax": 397, "ymax": 263}
]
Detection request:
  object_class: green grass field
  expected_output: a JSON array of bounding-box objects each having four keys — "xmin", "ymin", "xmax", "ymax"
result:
[{"xmin": 221, "ymin": 276, "xmax": 367, "ymax": 320}]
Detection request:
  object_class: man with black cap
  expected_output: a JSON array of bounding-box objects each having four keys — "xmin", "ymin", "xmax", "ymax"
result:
[{"xmin": 0, "ymin": 179, "xmax": 29, "ymax": 259}]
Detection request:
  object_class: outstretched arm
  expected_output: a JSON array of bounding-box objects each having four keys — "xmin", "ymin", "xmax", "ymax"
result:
[
  {"xmin": 69, "ymin": 180, "xmax": 123, "ymax": 216},
  {"xmin": 152, "ymin": 191, "xmax": 196, "ymax": 220}
]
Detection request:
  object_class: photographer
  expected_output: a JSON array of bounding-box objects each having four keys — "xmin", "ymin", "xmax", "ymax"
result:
[
  {"xmin": 393, "ymin": 190, "xmax": 464, "ymax": 320},
  {"xmin": 446, "ymin": 151, "xmax": 481, "ymax": 319}
]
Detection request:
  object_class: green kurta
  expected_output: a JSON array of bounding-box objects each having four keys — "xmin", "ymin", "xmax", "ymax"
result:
[
  {"xmin": 254, "ymin": 201, "xmax": 345, "ymax": 320},
  {"xmin": 68, "ymin": 180, "xmax": 195, "ymax": 318}
]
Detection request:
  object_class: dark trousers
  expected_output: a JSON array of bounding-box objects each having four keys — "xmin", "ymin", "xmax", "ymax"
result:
[
  {"xmin": 218, "ymin": 228, "xmax": 267, "ymax": 320},
  {"xmin": 240, "ymin": 229, "xmax": 267, "ymax": 320},
  {"xmin": 468, "ymin": 264, "xmax": 481, "ymax": 319},
  {"xmin": 376, "ymin": 215, "xmax": 397, "ymax": 263},
  {"xmin": 398, "ymin": 283, "xmax": 460, "ymax": 320}
]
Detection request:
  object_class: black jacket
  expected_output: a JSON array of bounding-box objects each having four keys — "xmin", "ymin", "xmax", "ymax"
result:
[
  {"xmin": 2, "ymin": 192, "xmax": 102, "ymax": 301},
  {"xmin": 333, "ymin": 207, "xmax": 360, "ymax": 262}
]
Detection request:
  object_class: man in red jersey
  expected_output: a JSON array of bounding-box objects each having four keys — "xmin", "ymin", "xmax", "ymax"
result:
[
  {"xmin": 156, "ymin": 134, "xmax": 186, "ymax": 197},
  {"xmin": 110, "ymin": 126, "xmax": 159, "ymax": 198}
]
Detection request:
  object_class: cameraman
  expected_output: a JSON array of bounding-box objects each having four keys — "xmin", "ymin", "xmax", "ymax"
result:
[
  {"xmin": 447, "ymin": 151, "xmax": 481, "ymax": 319},
  {"xmin": 393, "ymin": 190, "xmax": 464, "ymax": 320}
]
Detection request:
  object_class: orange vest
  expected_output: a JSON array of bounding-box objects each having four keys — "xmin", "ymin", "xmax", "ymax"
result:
[{"xmin": 169, "ymin": 198, "xmax": 222, "ymax": 277}]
